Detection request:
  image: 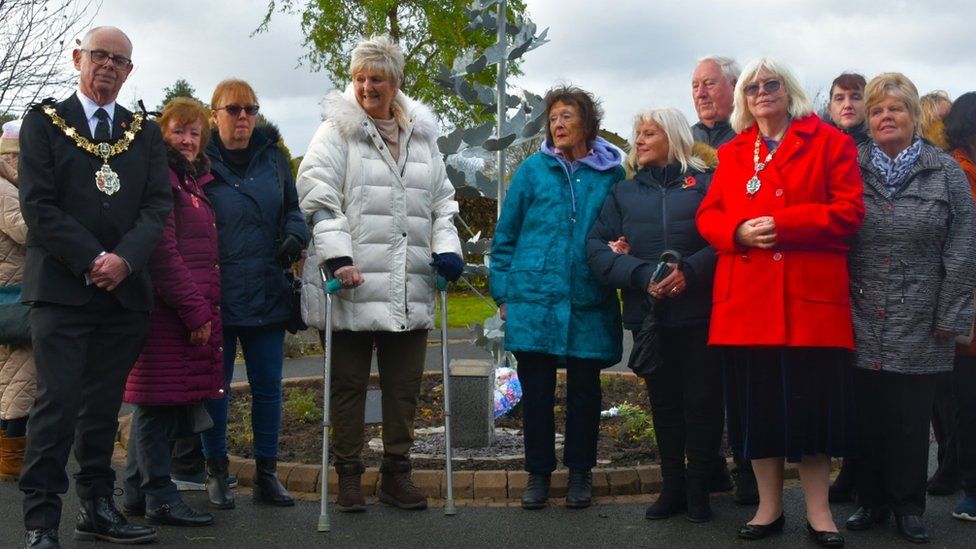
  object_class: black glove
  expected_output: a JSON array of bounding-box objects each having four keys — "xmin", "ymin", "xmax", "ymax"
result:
[
  {"xmin": 276, "ymin": 235, "xmax": 303, "ymax": 266},
  {"xmin": 430, "ymin": 252, "xmax": 464, "ymax": 282}
]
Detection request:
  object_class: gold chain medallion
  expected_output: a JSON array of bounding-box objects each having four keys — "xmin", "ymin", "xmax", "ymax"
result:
[{"xmin": 43, "ymin": 106, "xmax": 144, "ymax": 196}]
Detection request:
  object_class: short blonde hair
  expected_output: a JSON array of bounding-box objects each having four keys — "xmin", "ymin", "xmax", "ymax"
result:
[
  {"xmin": 730, "ymin": 57, "xmax": 814, "ymax": 133},
  {"xmin": 865, "ymin": 72, "xmax": 921, "ymax": 134},
  {"xmin": 625, "ymin": 108, "xmax": 707, "ymax": 175},
  {"xmin": 349, "ymin": 34, "xmax": 404, "ymax": 88}
]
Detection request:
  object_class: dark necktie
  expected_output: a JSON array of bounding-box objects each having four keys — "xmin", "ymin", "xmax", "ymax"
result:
[{"xmin": 94, "ymin": 108, "xmax": 111, "ymax": 141}]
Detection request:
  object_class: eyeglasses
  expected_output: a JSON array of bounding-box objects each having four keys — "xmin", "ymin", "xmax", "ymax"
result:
[
  {"xmin": 744, "ymin": 79, "xmax": 782, "ymax": 97},
  {"xmin": 216, "ymin": 104, "xmax": 260, "ymax": 116},
  {"xmin": 81, "ymin": 49, "xmax": 132, "ymax": 70}
]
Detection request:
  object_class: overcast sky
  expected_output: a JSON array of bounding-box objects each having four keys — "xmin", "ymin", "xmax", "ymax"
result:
[{"xmin": 88, "ymin": 0, "xmax": 975, "ymax": 154}]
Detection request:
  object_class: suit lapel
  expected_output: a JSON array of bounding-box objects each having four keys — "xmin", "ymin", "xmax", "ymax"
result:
[
  {"xmin": 112, "ymin": 105, "xmax": 133, "ymax": 141},
  {"xmin": 60, "ymin": 94, "xmax": 101, "ymax": 173}
]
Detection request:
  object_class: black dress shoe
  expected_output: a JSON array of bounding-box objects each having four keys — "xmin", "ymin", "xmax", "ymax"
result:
[
  {"xmin": 146, "ymin": 499, "xmax": 215, "ymax": 527},
  {"xmin": 807, "ymin": 522, "xmax": 845, "ymax": 547},
  {"xmin": 737, "ymin": 514, "xmax": 785, "ymax": 540},
  {"xmin": 895, "ymin": 515, "xmax": 930, "ymax": 544},
  {"xmin": 24, "ymin": 529, "xmax": 59, "ymax": 549},
  {"xmin": 565, "ymin": 469, "xmax": 592, "ymax": 509},
  {"xmin": 521, "ymin": 473, "xmax": 550, "ymax": 510},
  {"xmin": 845, "ymin": 506, "xmax": 890, "ymax": 531},
  {"xmin": 74, "ymin": 496, "xmax": 157, "ymax": 544}
]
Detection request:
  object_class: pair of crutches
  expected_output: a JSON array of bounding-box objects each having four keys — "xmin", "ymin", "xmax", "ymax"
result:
[{"xmin": 317, "ymin": 268, "xmax": 456, "ymax": 532}]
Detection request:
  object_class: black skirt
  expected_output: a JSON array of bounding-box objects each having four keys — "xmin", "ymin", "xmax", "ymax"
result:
[{"xmin": 723, "ymin": 347, "xmax": 855, "ymax": 463}]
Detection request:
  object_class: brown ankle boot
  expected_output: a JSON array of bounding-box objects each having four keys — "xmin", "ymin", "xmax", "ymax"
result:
[
  {"xmin": 335, "ymin": 462, "xmax": 366, "ymax": 512},
  {"xmin": 0, "ymin": 435, "xmax": 25, "ymax": 481},
  {"xmin": 379, "ymin": 458, "xmax": 427, "ymax": 510}
]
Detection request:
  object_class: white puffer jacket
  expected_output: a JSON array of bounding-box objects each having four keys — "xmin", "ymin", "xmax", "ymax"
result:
[{"xmin": 297, "ymin": 86, "xmax": 462, "ymax": 332}]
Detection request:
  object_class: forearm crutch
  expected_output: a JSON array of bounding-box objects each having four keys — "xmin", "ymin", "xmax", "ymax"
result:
[
  {"xmin": 438, "ymin": 275, "xmax": 457, "ymax": 516},
  {"xmin": 318, "ymin": 268, "xmax": 341, "ymax": 532}
]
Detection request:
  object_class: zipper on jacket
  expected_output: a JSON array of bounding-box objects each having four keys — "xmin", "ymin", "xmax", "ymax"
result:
[
  {"xmin": 556, "ymin": 162, "xmax": 578, "ymax": 223},
  {"xmin": 660, "ymin": 184, "xmax": 669, "ymax": 250}
]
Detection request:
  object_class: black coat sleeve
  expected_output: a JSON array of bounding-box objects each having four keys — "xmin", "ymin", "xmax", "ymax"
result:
[
  {"xmin": 18, "ymin": 109, "xmax": 104, "ymax": 277},
  {"xmin": 112, "ymin": 120, "xmax": 173, "ymax": 274},
  {"xmin": 278, "ymin": 148, "xmax": 309, "ymax": 247},
  {"xmin": 586, "ymin": 184, "xmax": 654, "ymax": 290}
]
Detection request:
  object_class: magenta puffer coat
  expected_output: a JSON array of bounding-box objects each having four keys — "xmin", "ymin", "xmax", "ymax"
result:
[{"xmin": 124, "ymin": 151, "xmax": 224, "ymax": 405}]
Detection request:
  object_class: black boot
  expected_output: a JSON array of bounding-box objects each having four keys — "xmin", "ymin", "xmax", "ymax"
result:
[
  {"xmin": 566, "ymin": 469, "xmax": 592, "ymax": 509},
  {"xmin": 146, "ymin": 498, "xmax": 215, "ymax": 527},
  {"xmin": 253, "ymin": 456, "xmax": 294, "ymax": 506},
  {"xmin": 74, "ymin": 496, "xmax": 157, "ymax": 544},
  {"xmin": 24, "ymin": 529, "xmax": 59, "ymax": 549},
  {"xmin": 829, "ymin": 459, "xmax": 856, "ymax": 503},
  {"xmin": 521, "ymin": 473, "xmax": 550, "ymax": 510},
  {"xmin": 205, "ymin": 456, "xmax": 235, "ymax": 509},
  {"xmin": 686, "ymin": 477, "xmax": 712, "ymax": 523},
  {"xmin": 644, "ymin": 476, "xmax": 686, "ymax": 520}
]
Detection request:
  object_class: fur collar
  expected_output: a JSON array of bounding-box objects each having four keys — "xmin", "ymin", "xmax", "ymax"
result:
[
  {"xmin": 166, "ymin": 145, "xmax": 211, "ymax": 181},
  {"xmin": 322, "ymin": 84, "xmax": 440, "ymax": 142}
]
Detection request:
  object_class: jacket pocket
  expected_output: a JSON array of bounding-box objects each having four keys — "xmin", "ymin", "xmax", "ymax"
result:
[
  {"xmin": 712, "ymin": 256, "xmax": 732, "ymax": 303},
  {"xmin": 509, "ymin": 248, "xmax": 556, "ymax": 301},
  {"xmin": 799, "ymin": 254, "xmax": 849, "ymax": 305}
]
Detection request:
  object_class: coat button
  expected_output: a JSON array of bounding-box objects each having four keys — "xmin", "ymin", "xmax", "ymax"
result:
[
  {"xmin": 216, "ymin": 305, "xmax": 221, "ymax": 311},
  {"xmin": 773, "ymin": 252, "xmax": 783, "ymax": 261},
  {"xmin": 873, "ymin": 362, "xmax": 881, "ymax": 370},
  {"xmin": 883, "ymin": 257, "xmax": 890, "ymax": 264},
  {"xmin": 218, "ymin": 346, "xmax": 223, "ymax": 352},
  {"xmin": 400, "ymin": 324, "xmax": 405, "ymax": 330},
  {"xmin": 775, "ymin": 188, "xmax": 783, "ymax": 197},
  {"xmin": 214, "ymin": 264, "xmax": 220, "ymax": 270},
  {"xmin": 102, "ymin": 202, "xmax": 110, "ymax": 209},
  {"xmin": 741, "ymin": 254, "xmax": 750, "ymax": 263},
  {"xmin": 402, "ymin": 232, "xmax": 407, "ymax": 237},
  {"xmin": 877, "ymin": 310, "xmax": 885, "ymax": 318},
  {"xmin": 886, "ymin": 204, "xmax": 893, "ymax": 211}
]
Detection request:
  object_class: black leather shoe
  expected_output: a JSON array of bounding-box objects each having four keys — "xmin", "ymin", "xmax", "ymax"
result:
[
  {"xmin": 565, "ymin": 469, "xmax": 592, "ymax": 509},
  {"xmin": 253, "ymin": 457, "xmax": 295, "ymax": 506},
  {"xmin": 24, "ymin": 529, "xmax": 59, "ymax": 549},
  {"xmin": 146, "ymin": 499, "xmax": 215, "ymax": 527},
  {"xmin": 521, "ymin": 473, "xmax": 550, "ymax": 510},
  {"xmin": 895, "ymin": 515, "xmax": 930, "ymax": 544},
  {"xmin": 205, "ymin": 457, "xmax": 235, "ymax": 509},
  {"xmin": 737, "ymin": 514, "xmax": 785, "ymax": 540},
  {"xmin": 845, "ymin": 506, "xmax": 890, "ymax": 531},
  {"xmin": 644, "ymin": 479, "xmax": 686, "ymax": 520},
  {"xmin": 74, "ymin": 496, "xmax": 157, "ymax": 543},
  {"xmin": 807, "ymin": 522, "xmax": 845, "ymax": 547}
]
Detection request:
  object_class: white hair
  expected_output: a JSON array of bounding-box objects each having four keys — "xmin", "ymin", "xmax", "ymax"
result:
[
  {"xmin": 349, "ymin": 34, "xmax": 405, "ymax": 88},
  {"xmin": 625, "ymin": 107, "xmax": 708, "ymax": 174},
  {"xmin": 79, "ymin": 26, "xmax": 132, "ymax": 54},
  {"xmin": 697, "ymin": 55, "xmax": 740, "ymax": 86},
  {"xmin": 730, "ymin": 56, "xmax": 814, "ymax": 133}
]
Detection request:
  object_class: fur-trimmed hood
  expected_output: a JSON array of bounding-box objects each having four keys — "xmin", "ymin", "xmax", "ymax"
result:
[
  {"xmin": 691, "ymin": 141, "xmax": 719, "ymax": 170},
  {"xmin": 322, "ymin": 84, "xmax": 440, "ymax": 142},
  {"xmin": 165, "ymin": 144, "xmax": 211, "ymax": 182}
]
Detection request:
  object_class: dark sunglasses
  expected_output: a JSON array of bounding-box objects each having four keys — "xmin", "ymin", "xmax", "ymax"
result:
[
  {"xmin": 82, "ymin": 49, "xmax": 132, "ymax": 70},
  {"xmin": 744, "ymin": 79, "xmax": 782, "ymax": 97},
  {"xmin": 216, "ymin": 104, "xmax": 260, "ymax": 116}
]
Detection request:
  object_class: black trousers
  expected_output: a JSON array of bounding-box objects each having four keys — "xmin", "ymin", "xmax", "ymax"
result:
[
  {"xmin": 515, "ymin": 352, "xmax": 602, "ymax": 474},
  {"xmin": 20, "ymin": 292, "xmax": 149, "ymax": 530},
  {"xmin": 122, "ymin": 405, "xmax": 182, "ymax": 508},
  {"xmin": 170, "ymin": 436, "xmax": 204, "ymax": 477},
  {"xmin": 954, "ymin": 354, "xmax": 976, "ymax": 497},
  {"xmin": 931, "ymin": 370, "xmax": 958, "ymax": 481},
  {"xmin": 645, "ymin": 325, "xmax": 723, "ymax": 483},
  {"xmin": 853, "ymin": 368, "xmax": 938, "ymax": 516}
]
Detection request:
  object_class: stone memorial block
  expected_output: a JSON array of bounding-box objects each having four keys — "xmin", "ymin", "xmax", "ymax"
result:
[{"xmin": 449, "ymin": 358, "xmax": 495, "ymax": 448}]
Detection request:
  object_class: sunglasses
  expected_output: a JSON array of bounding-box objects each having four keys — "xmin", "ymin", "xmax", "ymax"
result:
[
  {"xmin": 744, "ymin": 79, "xmax": 782, "ymax": 97},
  {"xmin": 216, "ymin": 104, "xmax": 260, "ymax": 116}
]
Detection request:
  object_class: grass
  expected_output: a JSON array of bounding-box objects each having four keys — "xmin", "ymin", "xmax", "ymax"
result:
[{"xmin": 434, "ymin": 291, "xmax": 497, "ymax": 329}]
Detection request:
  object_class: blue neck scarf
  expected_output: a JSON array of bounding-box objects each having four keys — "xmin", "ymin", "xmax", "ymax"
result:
[{"xmin": 871, "ymin": 138, "xmax": 922, "ymax": 196}]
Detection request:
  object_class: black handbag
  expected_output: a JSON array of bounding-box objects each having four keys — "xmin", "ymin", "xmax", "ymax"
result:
[
  {"xmin": 284, "ymin": 269, "xmax": 307, "ymax": 334},
  {"xmin": 166, "ymin": 402, "xmax": 215, "ymax": 440},
  {"xmin": 0, "ymin": 285, "xmax": 31, "ymax": 345}
]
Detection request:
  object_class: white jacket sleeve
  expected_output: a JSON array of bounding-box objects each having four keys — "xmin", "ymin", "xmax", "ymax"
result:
[
  {"xmin": 296, "ymin": 122, "xmax": 353, "ymax": 265},
  {"xmin": 428, "ymin": 143, "xmax": 463, "ymax": 256}
]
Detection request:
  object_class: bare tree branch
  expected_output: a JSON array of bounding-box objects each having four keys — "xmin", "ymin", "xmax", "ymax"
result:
[{"xmin": 0, "ymin": 0, "xmax": 101, "ymax": 118}]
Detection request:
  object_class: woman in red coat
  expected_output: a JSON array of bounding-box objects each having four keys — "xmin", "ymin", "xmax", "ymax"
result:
[
  {"xmin": 696, "ymin": 57, "xmax": 863, "ymax": 547},
  {"xmin": 121, "ymin": 98, "xmax": 223, "ymax": 527}
]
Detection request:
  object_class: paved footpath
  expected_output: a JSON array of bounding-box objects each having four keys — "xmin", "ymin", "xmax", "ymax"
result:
[{"xmin": 5, "ymin": 330, "xmax": 972, "ymax": 548}]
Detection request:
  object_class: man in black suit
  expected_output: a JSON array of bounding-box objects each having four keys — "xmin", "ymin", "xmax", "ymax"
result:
[{"xmin": 17, "ymin": 26, "xmax": 171, "ymax": 549}]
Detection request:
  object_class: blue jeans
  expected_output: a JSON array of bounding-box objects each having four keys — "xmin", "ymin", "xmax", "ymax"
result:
[{"xmin": 201, "ymin": 324, "xmax": 285, "ymax": 459}]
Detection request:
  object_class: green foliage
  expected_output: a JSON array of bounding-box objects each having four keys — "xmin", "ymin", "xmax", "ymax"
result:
[
  {"xmin": 282, "ymin": 388, "xmax": 324, "ymax": 424},
  {"xmin": 257, "ymin": 0, "xmax": 529, "ymax": 127},
  {"xmin": 227, "ymin": 398, "xmax": 253, "ymax": 448},
  {"xmin": 158, "ymin": 78, "xmax": 205, "ymax": 111},
  {"xmin": 613, "ymin": 402, "xmax": 656, "ymax": 444}
]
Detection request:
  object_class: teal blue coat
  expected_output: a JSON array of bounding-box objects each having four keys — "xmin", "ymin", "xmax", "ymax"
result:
[{"xmin": 490, "ymin": 141, "xmax": 624, "ymax": 365}]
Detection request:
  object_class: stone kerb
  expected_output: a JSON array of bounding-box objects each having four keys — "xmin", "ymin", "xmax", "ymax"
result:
[{"xmin": 116, "ymin": 371, "xmax": 808, "ymax": 502}]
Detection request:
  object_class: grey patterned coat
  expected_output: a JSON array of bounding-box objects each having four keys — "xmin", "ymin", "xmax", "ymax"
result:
[{"xmin": 848, "ymin": 141, "xmax": 976, "ymax": 374}]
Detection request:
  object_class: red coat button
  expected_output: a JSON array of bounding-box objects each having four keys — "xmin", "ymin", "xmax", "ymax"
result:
[
  {"xmin": 773, "ymin": 253, "xmax": 783, "ymax": 261},
  {"xmin": 775, "ymin": 188, "xmax": 784, "ymax": 197},
  {"xmin": 741, "ymin": 255, "xmax": 750, "ymax": 263},
  {"xmin": 883, "ymin": 258, "xmax": 890, "ymax": 264},
  {"xmin": 877, "ymin": 310, "xmax": 885, "ymax": 318},
  {"xmin": 873, "ymin": 362, "xmax": 881, "ymax": 370}
]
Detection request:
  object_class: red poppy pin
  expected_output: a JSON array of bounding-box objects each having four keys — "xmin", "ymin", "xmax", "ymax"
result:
[
  {"xmin": 121, "ymin": 121, "xmax": 127, "ymax": 129},
  {"xmin": 681, "ymin": 176, "xmax": 696, "ymax": 189}
]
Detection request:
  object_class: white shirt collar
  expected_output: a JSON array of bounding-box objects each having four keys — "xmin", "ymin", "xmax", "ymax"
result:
[{"xmin": 75, "ymin": 90, "xmax": 116, "ymax": 136}]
